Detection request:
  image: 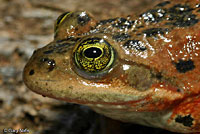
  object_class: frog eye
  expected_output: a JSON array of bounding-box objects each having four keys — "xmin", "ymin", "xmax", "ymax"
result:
[
  {"xmin": 73, "ymin": 37, "xmax": 115, "ymax": 79},
  {"xmin": 54, "ymin": 12, "xmax": 72, "ymax": 34}
]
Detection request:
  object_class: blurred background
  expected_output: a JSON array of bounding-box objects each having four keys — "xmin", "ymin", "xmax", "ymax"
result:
[{"xmin": 0, "ymin": 0, "xmax": 177, "ymax": 134}]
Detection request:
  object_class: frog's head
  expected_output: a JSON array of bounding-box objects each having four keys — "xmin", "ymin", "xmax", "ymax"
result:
[{"xmin": 23, "ymin": 11, "xmax": 182, "ymax": 110}]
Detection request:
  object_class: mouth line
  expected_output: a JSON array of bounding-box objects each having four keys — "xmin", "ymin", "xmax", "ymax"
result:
[
  {"xmin": 38, "ymin": 79, "xmax": 58, "ymax": 82},
  {"xmin": 31, "ymin": 88, "xmax": 146, "ymax": 106}
]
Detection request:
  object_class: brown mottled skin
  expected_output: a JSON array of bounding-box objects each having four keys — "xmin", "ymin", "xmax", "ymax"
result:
[{"xmin": 23, "ymin": 0, "xmax": 200, "ymax": 133}]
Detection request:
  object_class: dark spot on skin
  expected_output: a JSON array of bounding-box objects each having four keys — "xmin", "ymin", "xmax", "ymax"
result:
[
  {"xmin": 75, "ymin": 27, "xmax": 79, "ymax": 31},
  {"xmin": 155, "ymin": 72, "xmax": 162, "ymax": 80},
  {"xmin": 166, "ymin": 4, "xmax": 198, "ymax": 27},
  {"xmin": 70, "ymin": 37, "xmax": 81, "ymax": 42},
  {"xmin": 136, "ymin": 25, "xmax": 144, "ymax": 29},
  {"xmin": 136, "ymin": 33, "xmax": 141, "ymax": 36},
  {"xmin": 69, "ymin": 86, "xmax": 73, "ymax": 89},
  {"xmin": 123, "ymin": 40, "xmax": 147, "ymax": 51},
  {"xmin": 140, "ymin": 3, "xmax": 198, "ymax": 27},
  {"xmin": 77, "ymin": 12, "xmax": 90, "ymax": 26},
  {"xmin": 56, "ymin": 48, "xmax": 68, "ymax": 53},
  {"xmin": 55, "ymin": 43, "xmax": 70, "ymax": 48},
  {"xmin": 42, "ymin": 95, "xmax": 46, "ymax": 97},
  {"xmin": 174, "ymin": 59, "xmax": 195, "ymax": 73},
  {"xmin": 142, "ymin": 28, "xmax": 169, "ymax": 37},
  {"xmin": 98, "ymin": 18, "xmax": 117, "ymax": 25},
  {"xmin": 166, "ymin": 14, "xmax": 199, "ymax": 27},
  {"xmin": 112, "ymin": 33, "xmax": 130, "ymax": 42},
  {"xmin": 168, "ymin": 4, "xmax": 193, "ymax": 14},
  {"xmin": 56, "ymin": 45, "xmax": 72, "ymax": 53},
  {"xmin": 175, "ymin": 115, "xmax": 194, "ymax": 127},
  {"xmin": 41, "ymin": 58, "xmax": 56, "ymax": 72},
  {"xmin": 48, "ymin": 41, "xmax": 73, "ymax": 54},
  {"xmin": 29, "ymin": 69, "xmax": 34, "ymax": 75},
  {"xmin": 156, "ymin": 1, "xmax": 170, "ymax": 7},
  {"xmin": 56, "ymin": 37, "xmax": 80, "ymax": 42},
  {"xmin": 112, "ymin": 18, "xmax": 134, "ymax": 29},
  {"xmin": 177, "ymin": 89, "xmax": 181, "ymax": 92},
  {"xmin": 59, "ymin": 43, "xmax": 72, "ymax": 49},
  {"xmin": 56, "ymin": 38, "xmax": 71, "ymax": 43},
  {"xmin": 49, "ymin": 43, "xmax": 71, "ymax": 50},
  {"xmin": 43, "ymin": 49, "xmax": 54, "ymax": 54}
]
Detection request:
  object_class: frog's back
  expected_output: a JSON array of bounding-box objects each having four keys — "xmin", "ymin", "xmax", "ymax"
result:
[{"xmin": 100, "ymin": 0, "xmax": 200, "ymax": 94}]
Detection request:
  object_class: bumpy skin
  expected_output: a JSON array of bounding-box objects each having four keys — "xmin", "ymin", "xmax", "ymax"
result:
[{"xmin": 23, "ymin": 0, "xmax": 200, "ymax": 133}]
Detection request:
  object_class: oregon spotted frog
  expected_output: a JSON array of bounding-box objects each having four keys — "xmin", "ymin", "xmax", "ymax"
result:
[{"xmin": 23, "ymin": 0, "xmax": 200, "ymax": 133}]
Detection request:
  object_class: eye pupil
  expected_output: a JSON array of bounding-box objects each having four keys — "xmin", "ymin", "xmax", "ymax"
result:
[{"xmin": 84, "ymin": 47, "xmax": 102, "ymax": 58}]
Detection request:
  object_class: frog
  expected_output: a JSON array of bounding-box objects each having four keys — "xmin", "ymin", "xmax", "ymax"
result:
[{"xmin": 23, "ymin": 0, "xmax": 200, "ymax": 133}]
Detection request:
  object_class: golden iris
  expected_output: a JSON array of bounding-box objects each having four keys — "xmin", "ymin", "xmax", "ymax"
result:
[{"xmin": 74, "ymin": 37, "xmax": 115, "ymax": 74}]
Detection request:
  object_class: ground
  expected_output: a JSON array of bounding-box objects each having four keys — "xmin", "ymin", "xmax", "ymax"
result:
[{"xmin": 0, "ymin": 0, "xmax": 178, "ymax": 134}]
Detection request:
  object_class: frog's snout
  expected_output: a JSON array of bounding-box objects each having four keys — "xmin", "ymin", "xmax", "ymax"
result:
[
  {"xmin": 23, "ymin": 46, "xmax": 59, "ymax": 91},
  {"xmin": 23, "ymin": 41, "xmax": 78, "ymax": 99},
  {"xmin": 23, "ymin": 48, "xmax": 49, "ymax": 92}
]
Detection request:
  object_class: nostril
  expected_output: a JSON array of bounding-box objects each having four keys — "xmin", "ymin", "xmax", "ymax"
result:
[
  {"xmin": 29, "ymin": 69, "xmax": 35, "ymax": 75},
  {"xmin": 40, "ymin": 58, "xmax": 56, "ymax": 72}
]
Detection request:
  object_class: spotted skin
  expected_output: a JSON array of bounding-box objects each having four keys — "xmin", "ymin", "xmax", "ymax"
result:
[{"xmin": 23, "ymin": 0, "xmax": 200, "ymax": 133}]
